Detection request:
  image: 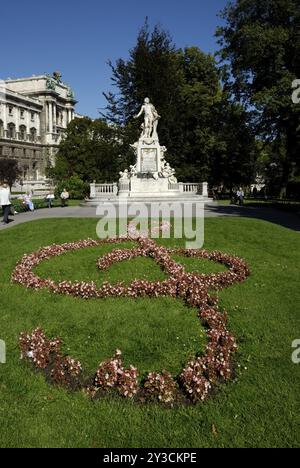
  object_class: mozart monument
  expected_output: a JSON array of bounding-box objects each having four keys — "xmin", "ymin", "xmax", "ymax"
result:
[{"xmin": 89, "ymin": 98, "xmax": 209, "ymax": 202}]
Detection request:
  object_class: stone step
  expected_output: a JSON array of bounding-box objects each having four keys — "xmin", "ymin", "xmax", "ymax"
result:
[{"xmin": 83, "ymin": 196, "xmax": 213, "ymax": 207}]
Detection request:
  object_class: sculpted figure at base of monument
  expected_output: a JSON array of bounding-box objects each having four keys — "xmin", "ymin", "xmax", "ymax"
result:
[
  {"xmin": 119, "ymin": 169, "xmax": 130, "ymax": 182},
  {"xmin": 130, "ymin": 164, "xmax": 138, "ymax": 178}
]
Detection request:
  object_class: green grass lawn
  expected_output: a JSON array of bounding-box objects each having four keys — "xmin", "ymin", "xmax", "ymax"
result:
[{"xmin": 0, "ymin": 217, "xmax": 299, "ymax": 448}]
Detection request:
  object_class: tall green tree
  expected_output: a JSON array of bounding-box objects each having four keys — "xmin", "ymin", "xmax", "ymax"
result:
[
  {"xmin": 49, "ymin": 118, "xmax": 124, "ymax": 183},
  {"xmin": 210, "ymin": 98, "xmax": 256, "ymax": 189},
  {"xmin": 216, "ymin": 0, "xmax": 300, "ymax": 197},
  {"xmin": 0, "ymin": 158, "xmax": 21, "ymax": 189},
  {"xmin": 103, "ymin": 21, "xmax": 246, "ymax": 183},
  {"xmin": 103, "ymin": 20, "xmax": 184, "ymax": 159},
  {"xmin": 175, "ymin": 47, "xmax": 222, "ymax": 181}
]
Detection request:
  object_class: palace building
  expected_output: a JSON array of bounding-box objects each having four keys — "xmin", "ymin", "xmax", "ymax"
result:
[{"xmin": 0, "ymin": 72, "xmax": 77, "ymax": 191}]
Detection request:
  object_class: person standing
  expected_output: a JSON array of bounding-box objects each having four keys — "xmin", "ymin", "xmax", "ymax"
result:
[
  {"xmin": 237, "ymin": 188, "xmax": 245, "ymax": 206},
  {"xmin": 0, "ymin": 182, "xmax": 12, "ymax": 225},
  {"xmin": 231, "ymin": 189, "xmax": 238, "ymax": 205},
  {"xmin": 60, "ymin": 188, "xmax": 69, "ymax": 207}
]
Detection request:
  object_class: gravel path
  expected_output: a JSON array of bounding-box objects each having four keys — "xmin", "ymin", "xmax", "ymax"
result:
[{"xmin": 1, "ymin": 202, "xmax": 299, "ymax": 232}]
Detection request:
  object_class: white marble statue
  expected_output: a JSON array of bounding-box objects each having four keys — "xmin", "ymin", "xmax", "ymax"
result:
[
  {"xmin": 168, "ymin": 174, "xmax": 178, "ymax": 184},
  {"xmin": 130, "ymin": 164, "xmax": 138, "ymax": 178},
  {"xmin": 160, "ymin": 161, "xmax": 178, "ymax": 183},
  {"xmin": 134, "ymin": 98, "xmax": 161, "ymax": 139},
  {"xmin": 119, "ymin": 169, "xmax": 130, "ymax": 182}
]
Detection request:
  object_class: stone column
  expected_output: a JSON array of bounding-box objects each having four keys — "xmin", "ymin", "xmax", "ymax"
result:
[
  {"xmin": 49, "ymin": 102, "xmax": 53, "ymax": 134},
  {"xmin": 3, "ymin": 103, "xmax": 7, "ymax": 137},
  {"xmin": 53, "ymin": 102, "xmax": 56, "ymax": 132},
  {"xmin": 90, "ymin": 182, "xmax": 96, "ymax": 198},
  {"xmin": 113, "ymin": 183, "xmax": 118, "ymax": 196},
  {"xmin": 15, "ymin": 107, "xmax": 19, "ymax": 140},
  {"xmin": 36, "ymin": 112, "xmax": 41, "ymax": 138},
  {"xmin": 26, "ymin": 110, "xmax": 30, "ymax": 140},
  {"xmin": 202, "ymin": 182, "xmax": 208, "ymax": 198},
  {"xmin": 63, "ymin": 109, "xmax": 67, "ymax": 127}
]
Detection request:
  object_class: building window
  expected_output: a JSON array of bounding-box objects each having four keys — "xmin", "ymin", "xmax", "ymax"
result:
[
  {"xmin": 8, "ymin": 123, "xmax": 16, "ymax": 139},
  {"xmin": 23, "ymin": 165, "xmax": 29, "ymax": 179},
  {"xmin": 31, "ymin": 112, "xmax": 35, "ymax": 121},
  {"xmin": 30, "ymin": 127, "xmax": 37, "ymax": 142},
  {"xmin": 19, "ymin": 125, "xmax": 27, "ymax": 141},
  {"xmin": 20, "ymin": 109, "xmax": 25, "ymax": 119},
  {"xmin": 9, "ymin": 107, "xmax": 13, "ymax": 116}
]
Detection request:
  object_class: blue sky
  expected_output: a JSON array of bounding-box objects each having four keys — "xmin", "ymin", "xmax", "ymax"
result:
[{"xmin": 1, "ymin": 0, "xmax": 228, "ymax": 118}]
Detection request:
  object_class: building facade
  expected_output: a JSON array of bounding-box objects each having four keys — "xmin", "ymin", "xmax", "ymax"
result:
[{"xmin": 0, "ymin": 72, "xmax": 77, "ymax": 190}]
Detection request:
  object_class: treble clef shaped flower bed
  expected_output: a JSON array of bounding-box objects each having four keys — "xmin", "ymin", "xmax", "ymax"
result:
[{"xmin": 12, "ymin": 234, "xmax": 250, "ymax": 406}]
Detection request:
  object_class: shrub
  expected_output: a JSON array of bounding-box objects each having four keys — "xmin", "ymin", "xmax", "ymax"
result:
[{"xmin": 55, "ymin": 175, "xmax": 89, "ymax": 200}]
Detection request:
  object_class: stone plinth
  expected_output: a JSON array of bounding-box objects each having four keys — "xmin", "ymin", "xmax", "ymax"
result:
[
  {"xmin": 134, "ymin": 137, "xmax": 162, "ymax": 173},
  {"xmin": 130, "ymin": 177, "xmax": 169, "ymax": 198}
]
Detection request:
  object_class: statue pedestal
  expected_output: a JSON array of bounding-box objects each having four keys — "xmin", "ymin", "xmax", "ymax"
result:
[
  {"xmin": 130, "ymin": 176, "xmax": 170, "ymax": 198},
  {"xmin": 134, "ymin": 137, "xmax": 162, "ymax": 173},
  {"xmin": 119, "ymin": 136, "xmax": 183, "ymax": 198}
]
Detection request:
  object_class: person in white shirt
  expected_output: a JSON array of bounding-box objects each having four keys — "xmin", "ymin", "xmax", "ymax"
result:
[
  {"xmin": 23, "ymin": 193, "xmax": 35, "ymax": 212},
  {"xmin": 237, "ymin": 188, "xmax": 245, "ymax": 206},
  {"xmin": 0, "ymin": 181, "xmax": 12, "ymax": 225},
  {"xmin": 60, "ymin": 188, "xmax": 69, "ymax": 207},
  {"xmin": 46, "ymin": 192, "xmax": 55, "ymax": 208}
]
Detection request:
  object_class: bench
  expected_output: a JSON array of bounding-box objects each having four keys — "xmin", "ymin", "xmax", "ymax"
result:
[{"xmin": 1, "ymin": 198, "xmax": 68, "ymax": 216}]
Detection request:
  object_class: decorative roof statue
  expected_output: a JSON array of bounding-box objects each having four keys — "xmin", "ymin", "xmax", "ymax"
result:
[
  {"xmin": 46, "ymin": 76, "xmax": 56, "ymax": 91},
  {"xmin": 67, "ymin": 87, "xmax": 75, "ymax": 99},
  {"xmin": 52, "ymin": 71, "xmax": 62, "ymax": 82}
]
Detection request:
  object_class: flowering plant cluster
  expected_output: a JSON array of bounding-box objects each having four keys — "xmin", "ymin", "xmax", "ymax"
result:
[
  {"xmin": 19, "ymin": 327, "xmax": 61, "ymax": 369},
  {"xmin": 19, "ymin": 327, "xmax": 82, "ymax": 389},
  {"xmin": 127, "ymin": 220, "xmax": 172, "ymax": 238},
  {"xmin": 51, "ymin": 355, "xmax": 82, "ymax": 387},
  {"xmin": 143, "ymin": 371, "xmax": 178, "ymax": 403},
  {"xmin": 94, "ymin": 349, "xmax": 139, "ymax": 399},
  {"xmin": 15, "ymin": 230, "xmax": 250, "ymax": 405}
]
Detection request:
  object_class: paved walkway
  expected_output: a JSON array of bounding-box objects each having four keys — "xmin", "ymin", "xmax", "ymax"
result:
[{"xmin": 1, "ymin": 203, "xmax": 300, "ymax": 232}]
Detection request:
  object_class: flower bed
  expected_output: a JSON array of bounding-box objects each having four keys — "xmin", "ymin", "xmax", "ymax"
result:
[{"xmin": 13, "ymin": 233, "xmax": 250, "ymax": 406}]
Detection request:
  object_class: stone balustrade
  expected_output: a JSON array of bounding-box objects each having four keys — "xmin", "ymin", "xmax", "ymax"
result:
[
  {"xmin": 168, "ymin": 182, "xmax": 180, "ymax": 191},
  {"xmin": 0, "ymin": 130, "xmax": 42, "ymax": 143},
  {"xmin": 90, "ymin": 183, "xmax": 118, "ymax": 198},
  {"xmin": 90, "ymin": 181, "xmax": 208, "ymax": 199},
  {"xmin": 182, "ymin": 183, "xmax": 201, "ymax": 193}
]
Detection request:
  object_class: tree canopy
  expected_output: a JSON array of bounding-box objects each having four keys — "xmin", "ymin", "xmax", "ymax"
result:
[
  {"xmin": 49, "ymin": 118, "xmax": 125, "ymax": 184},
  {"xmin": 102, "ymin": 20, "xmax": 256, "ymax": 186},
  {"xmin": 0, "ymin": 158, "xmax": 21, "ymax": 189},
  {"xmin": 216, "ymin": 0, "xmax": 300, "ymax": 196}
]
